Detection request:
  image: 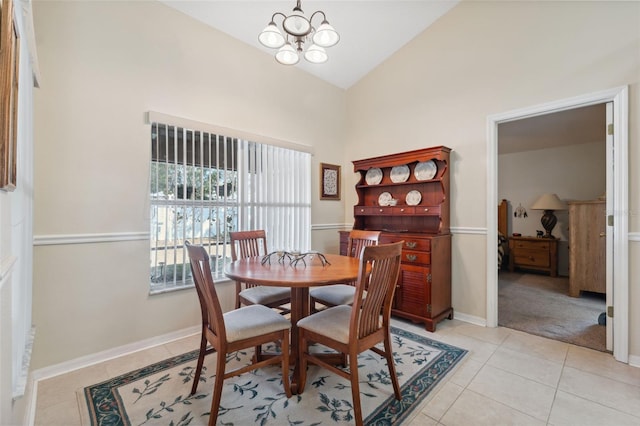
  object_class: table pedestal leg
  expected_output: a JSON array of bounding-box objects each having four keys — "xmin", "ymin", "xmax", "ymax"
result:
[{"xmin": 289, "ymin": 287, "xmax": 309, "ymax": 394}]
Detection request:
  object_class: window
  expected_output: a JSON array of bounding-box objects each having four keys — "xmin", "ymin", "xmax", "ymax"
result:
[{"xmin": 149, "ymin": 121, "xmax": 311, "ymax": 293}]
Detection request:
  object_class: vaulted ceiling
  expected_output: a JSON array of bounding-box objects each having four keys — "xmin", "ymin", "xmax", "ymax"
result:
[{"xmin": 161, "ymin": 1, "xmax": 606, "ymax": 152}]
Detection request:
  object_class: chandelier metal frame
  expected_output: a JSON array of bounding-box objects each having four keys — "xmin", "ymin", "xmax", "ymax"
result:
[{"xmin": 258, "ymin": 0, "xmax": 340, "ymax": 65}]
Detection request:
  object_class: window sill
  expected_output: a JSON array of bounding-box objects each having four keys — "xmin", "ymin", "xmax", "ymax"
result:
[{"xmin": 149, "ymin": 276, "xmax": 233, "ymax": 296}]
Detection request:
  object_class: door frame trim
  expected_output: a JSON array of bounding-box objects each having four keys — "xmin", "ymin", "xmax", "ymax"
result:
[{"xmin": 486, "ymin": 86, "xmax": 629, "ymax": 363}]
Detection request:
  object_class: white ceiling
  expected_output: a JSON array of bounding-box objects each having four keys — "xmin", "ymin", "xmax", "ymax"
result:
[
  {"xmin": 160, "ymin": 0, "xmax": 459, "ymax": 89},
  {"xmin": 160, "ymin": 1, "xmax": 605, "ymax": 153},
  {"xmin": 498, "ymin": 104, "xmax": 606, "ymax": 155}
]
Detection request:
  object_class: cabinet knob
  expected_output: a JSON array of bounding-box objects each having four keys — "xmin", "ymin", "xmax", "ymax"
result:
[
  {"xmin": 400, "ymin": 208, "xmax": 405, "ymax": 212},
  {"xmin": 600, "ymin": 232, "xmax": 606, "ymax": 237},
  {"xmin": 379, "ymin": 208, "xmax": 384, "ymax": 212},
  {"xmin": 423, "ymin": 208, "xmax": 429, "ymax": 212}
]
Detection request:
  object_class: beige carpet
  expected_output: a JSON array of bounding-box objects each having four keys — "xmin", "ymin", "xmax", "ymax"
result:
[{"xmin": 498, "ymin": 271, "xmax": 607, "ymax": 352}]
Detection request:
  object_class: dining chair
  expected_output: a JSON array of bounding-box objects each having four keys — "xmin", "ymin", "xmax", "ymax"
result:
[
  {"xmin": 230, "ymin": 230, "xmax": 291, "ymax": 315},
  {"xmin": 297, "ymin": 241, "xmax": 403, "ymax": 426},
  {"xmin": 185, "ymin": 241, "xmax": 292, "ymax": 426},
  {"xmin": 309, "ymin": 229, "xmax": 380, "ymax": 313}
]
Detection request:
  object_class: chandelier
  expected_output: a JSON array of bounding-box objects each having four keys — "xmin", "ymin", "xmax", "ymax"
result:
[{"xmin": 258, "ymin": 0, "xmax": 340, "ymax": 65}]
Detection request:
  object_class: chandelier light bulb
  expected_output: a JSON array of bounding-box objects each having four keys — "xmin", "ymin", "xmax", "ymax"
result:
[{"xmin": 275, "ymin": 43, "xmax": 300, "ymax": 65}]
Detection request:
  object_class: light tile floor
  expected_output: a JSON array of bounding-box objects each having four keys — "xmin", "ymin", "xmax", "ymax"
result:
[{"xmin": 34, "ymin": 319, "xmax": 640, "ymax": 425}]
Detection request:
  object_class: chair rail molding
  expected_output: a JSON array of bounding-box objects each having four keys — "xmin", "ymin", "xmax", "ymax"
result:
[
  {"xmin": 33, "ymin": 232, "xmax": 149, "ymax": 246},
  {"xmin": 311, "ymin": 223, "xmax": 351, "ymax": 231}
]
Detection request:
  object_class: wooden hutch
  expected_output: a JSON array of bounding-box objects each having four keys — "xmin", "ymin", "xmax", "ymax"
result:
[{"xmin": 340, "ymin": 146, "xmax": 452, "ymax": 331}]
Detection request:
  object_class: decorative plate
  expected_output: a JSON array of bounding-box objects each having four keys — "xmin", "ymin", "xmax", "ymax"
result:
[
  {"xmin": 405, "ymin": 190, "xmax": 422, "ymax": 206},
  {"xmin": 390, "ymin": 165, "xmax": 410, "ymax": 183},
  {"xmin": 414, "ymin": 160, "xmax": 437, "ymax": 181},
  {"xmin": 378, "ymin": 192, "xmax": 393, "ymax": 206},
  {"xmin": 365, "ymin": 168, "xmax": 383, "ymax": 185}
]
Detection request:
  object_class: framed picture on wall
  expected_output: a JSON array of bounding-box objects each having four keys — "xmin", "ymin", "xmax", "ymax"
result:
[
  {"xmin": 320, "ymin": 163, "xmax": 340, "ymax": 200},
  {"xmin": 0, "ymin": 0, "xmax": 19, "ymax": 191}
]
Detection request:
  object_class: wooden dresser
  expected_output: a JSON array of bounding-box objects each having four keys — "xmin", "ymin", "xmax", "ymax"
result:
[
  {"xmin": 508, "ymin": 236, "xmax": 558, "ymax": 277},
  {"xmin": 568, "ymin": 200, "xmax": 606, "ymax": 297},
  {"xmin": 347, "ymin": 146, "xmax": 452, "ymax": 332}
]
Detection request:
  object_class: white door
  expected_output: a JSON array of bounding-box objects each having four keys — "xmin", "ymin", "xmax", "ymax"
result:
[{"xmin": 605, "ymin": 101, "xmax": 614, "ymax": 351}]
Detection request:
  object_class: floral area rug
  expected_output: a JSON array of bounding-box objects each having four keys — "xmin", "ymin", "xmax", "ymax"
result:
[{"xmin": 80, "ymin": 325, "xmax": 467, "ymax": 425}]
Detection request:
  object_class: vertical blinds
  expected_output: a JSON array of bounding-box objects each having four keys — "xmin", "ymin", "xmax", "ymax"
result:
[
  {"xmin": 239, "ymin": 141, "xmax": 311, "ymax": 253},
  {"xmin": 149, "ymin": 118, "xmax": 311, "ymax": 293}
]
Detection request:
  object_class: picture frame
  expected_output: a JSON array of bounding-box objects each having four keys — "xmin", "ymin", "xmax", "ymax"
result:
[
  {"xmin": 0, "ymin": 0, "xmax": 18, "ymax": 191},
  {"xmin": 320, "ymin": 163, "xmax": 341, "ymax": 200}
]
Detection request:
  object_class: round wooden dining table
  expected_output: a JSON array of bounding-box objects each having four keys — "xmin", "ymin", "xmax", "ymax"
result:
[{"xmin": 225, "ymin": 253, "xmax": 361, "ymax": 394}]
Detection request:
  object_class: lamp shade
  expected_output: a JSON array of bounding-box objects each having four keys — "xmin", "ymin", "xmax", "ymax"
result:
[
  {"xmin": 531, "ymin": 193, "xmax": 567, "ymax": 211},
  {"xmin": 304, "ymin": 44, "xmax": 327, "ymax": 63},
  {"xmin": 258, "ymin": 22, "xmax": 285, "ymax": 48},
  {"xmin": 275, "ymin": 43, "xmax": 299, "ymax": 65},
  {"xmin": 313, "ymin": 21, "xmax": 339, "ymax": 47}
]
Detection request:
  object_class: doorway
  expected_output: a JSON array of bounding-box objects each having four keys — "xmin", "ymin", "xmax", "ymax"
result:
[
  {"xmin": 497, "ymin": 104, "xmax": 606, "ymax": 352},
  {"xmin": 486, "ymin": 86, "xmax": 629, "ymax": 363}
]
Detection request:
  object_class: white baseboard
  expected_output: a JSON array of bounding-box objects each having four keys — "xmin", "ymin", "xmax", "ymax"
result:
[
  {"xmin": 628, "ymin": 354, "xmax": 640, "ymax": 368},
  {"xmin": 26, "ymin": 325, "xmax": 201, "ymax": 425},
  {"xmin": 31, "ymin": 325, "xmax": 200, "ymax": 382},
  {"xmin": 453, "ymin": 311, "xmax": 487, "ymax": 327}
]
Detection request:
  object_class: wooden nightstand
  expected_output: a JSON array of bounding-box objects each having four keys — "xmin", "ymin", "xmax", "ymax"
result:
[{"xmin": 508, "ymin": 236, "xmax": 558, "ymax": 277}]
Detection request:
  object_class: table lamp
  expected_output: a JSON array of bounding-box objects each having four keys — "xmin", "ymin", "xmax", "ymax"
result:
[{"xmin": 530, "ymin": 193, "xmax": 567, "ymax": 238}]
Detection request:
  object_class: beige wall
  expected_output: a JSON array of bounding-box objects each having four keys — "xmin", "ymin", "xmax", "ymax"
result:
[
  {"xmin": 345, "ymin": 1, "xmax": 639, "ymax": 354},
  {"xmin": 31, "ymin": 0, "xmax": 347, "ymax": 369},
  {"xmin": 30, "ymin": 0, "xmax": 640, "ymax": 373}
]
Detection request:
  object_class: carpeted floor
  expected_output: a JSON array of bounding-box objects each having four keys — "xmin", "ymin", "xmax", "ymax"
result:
[
  {"xmin": 79, "ymin": 325, "xmax": 467, "ymax": 425},
  {"xmin": 498, "ymin": 271, "xmax": 607, "ymax": 352}
]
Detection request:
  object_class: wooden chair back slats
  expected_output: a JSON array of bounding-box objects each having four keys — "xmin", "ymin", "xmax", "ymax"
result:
[
  {"xmin": 346, "ymin": 229, "xmax": 381, "ymax": 258},
  {"xmin": 344, "ymin": 229, "xmax": 381, "ymax": 288},
  {"xmin": 230, "ymin": 230, "xmax": 268, "ymax": 291},
  {"xmin": 186, "ymin": 243, "xmax": 226, "ymax": 341},
  {"xmin": 230, "ymin": 230, "xmax": 268, "ymax": 260},
  {"xmin": 353, "ymin": 242, "xmax": 403, "ymax": 339}
]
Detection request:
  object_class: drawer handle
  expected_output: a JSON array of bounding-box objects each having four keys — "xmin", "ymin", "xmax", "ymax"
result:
[
  {"xmin": 600, "ymin": 232, "xmax": 606, "ymax": 237},
  {"xmin": 400, "ymin": 208, "xmax": 405, "ymax": 212},
  {"xmin": 406, "ymin": 242, "xmax": 417, "ymax": 249},
  {"xmin": 379, "ymin": 208, "xmax": 384, "ymax": 212},
  {"xmin": 406, "ymin": 254, "xmax": 417, "ymax": 262},
  {"xmin": 423, "ymin": 208, "xmax": 429, "ymax": 212},
  {"xmin": 360, "ymin": 208, "xmax": 365, "ymax": 213}
]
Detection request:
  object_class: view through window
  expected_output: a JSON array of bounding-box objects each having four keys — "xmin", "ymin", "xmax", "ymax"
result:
[{"xmin": 149, "ymin": 122, "xmax": 311, "ymax": 293}]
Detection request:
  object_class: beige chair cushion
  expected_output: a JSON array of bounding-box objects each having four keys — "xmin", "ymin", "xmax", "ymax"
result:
[
  {"xmin": 224, "ymin": 304, "xmax": 290, "ymax": 342},
  {"xmin": 239, "ymin": 286, "xmax": 291, "ymax": 305},
  {"xmin": 297, "ymin": 305, "xmax": 352, "ymax": 344},
  {"xmin": 309, "ymin": 284, "xmax": 362, "ymax": 306}
]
